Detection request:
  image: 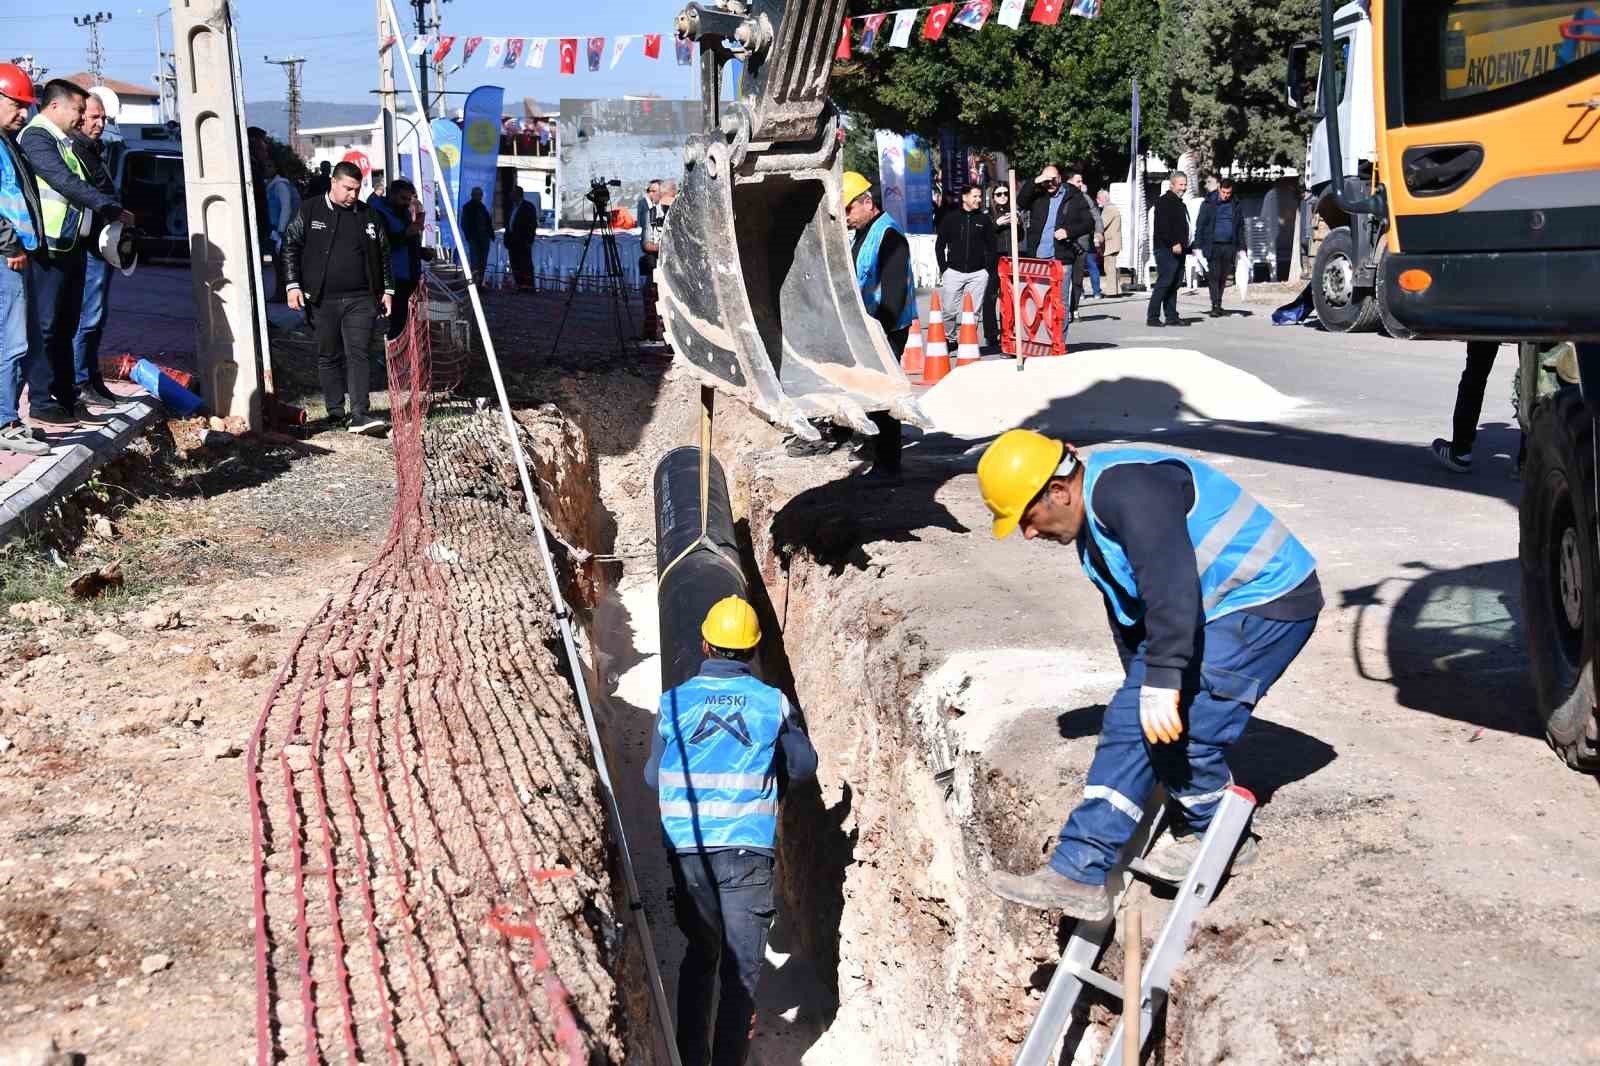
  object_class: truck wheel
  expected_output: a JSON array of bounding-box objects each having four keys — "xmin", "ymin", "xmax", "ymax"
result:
[
  {"xmin": 1520, "ymin": 385, "xmax": 1600, "ymax": 771},
  {"xmin": 1311, "ymin": 227, "xmax": 1380, "ymax": 333}
]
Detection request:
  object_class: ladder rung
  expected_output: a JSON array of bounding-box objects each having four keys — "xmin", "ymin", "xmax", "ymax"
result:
[{"xmin": 1060, "ymin": 961, "xmax": 1122, "ymax": 1001}]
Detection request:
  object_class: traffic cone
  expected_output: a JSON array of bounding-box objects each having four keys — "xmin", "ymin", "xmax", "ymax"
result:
[
  {"xmin": 922, "ymin": 292, "xmax": 952, "ymax": 385},
  {"xmin": 901, "ymin": 318, "xmax": 925, "ymax": 379},
  {"xmin": 955, "ymin": 292, "xmax": 981, "ymax": 366}
]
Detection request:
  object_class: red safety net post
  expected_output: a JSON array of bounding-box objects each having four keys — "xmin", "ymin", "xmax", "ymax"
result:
[{"xmin": 246, "ymin": 284, "xmax": 618, "ymax": 1064}]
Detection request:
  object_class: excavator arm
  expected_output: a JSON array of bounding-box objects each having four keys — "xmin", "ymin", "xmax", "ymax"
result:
[{"xmin": 660, "ymin": 0, "xmax": 928, "ymax": 441}]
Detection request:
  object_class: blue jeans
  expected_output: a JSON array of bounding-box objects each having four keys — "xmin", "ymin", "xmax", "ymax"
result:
[
  {"xmin": 28, "ymin": 247, "xmax": 87, "ymax": 410},
  {"xmin": 73, "ymin": 251, "xmax": 114, "ymax": 387},
  {"xmin": 1052, "ymin": 611, "xmax": 1317, "ymax": 885},
  {"xmin": 1085, "ymin": 249, "xmax": 1102, "ymax": 297},
  {"xmin": 671, "ymin": 848, "xmax": 776, "ymax": 1066},
  {"xmin": 0, "ymin": 262, "xmax": 39, "ymax": 425}
]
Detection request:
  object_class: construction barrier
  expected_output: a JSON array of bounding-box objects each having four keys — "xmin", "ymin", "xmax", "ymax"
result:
[
  {"xmin": 901, "ymin": 318, "xmax": 925, "ymax": 379},
  {"xmin": 998, "ymin": 256, "xmax": 1067, "ymax": 358},
  {"xmin": 922, "ymin": 292, "xmax": 952, "ymax": 385},
  {"xmin": 955, "ymin": 293, "xmax": 981, "ymax": 367}
]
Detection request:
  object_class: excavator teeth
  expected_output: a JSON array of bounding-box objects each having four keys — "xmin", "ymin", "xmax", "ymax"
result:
[{"xmin": 890, "ymin": 394, "xmax": 933, "ymax": 429}]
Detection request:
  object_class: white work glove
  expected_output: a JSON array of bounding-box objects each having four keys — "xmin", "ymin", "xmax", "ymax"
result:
[{"xmin": 1139, "ymin": 686, "xmax": 1183, "ymax": 745}]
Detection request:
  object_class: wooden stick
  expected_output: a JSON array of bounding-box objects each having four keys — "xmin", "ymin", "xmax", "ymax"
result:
[
  {"xmin": 1123, "ymin": 908, "xmax": 1142, "ymax": 1066},
  {"xmin": 1009, "ymin": 169, "xmax": 1024, "ymax": 371}
]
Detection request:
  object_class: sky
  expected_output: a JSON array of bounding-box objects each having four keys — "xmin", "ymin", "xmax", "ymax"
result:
[{"xmin": 8, "ymin": 1, "xmax": 700, "ymax": 106}]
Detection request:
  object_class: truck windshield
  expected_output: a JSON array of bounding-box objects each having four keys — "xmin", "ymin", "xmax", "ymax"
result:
[{"xmin": 1399, "ymin": 0, "xmax": 1600, "ymax": 121}]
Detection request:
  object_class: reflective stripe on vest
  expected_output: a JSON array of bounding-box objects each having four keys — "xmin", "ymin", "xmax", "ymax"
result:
[
  {"xmin": 854, "ymin": 210, "xmax": 917, "ymax": 330},
  {"xmin": 656, "ymin": 672, "xmax": 784, "ymax": 851},
  {"xmin": 1077, "ymin": 447, "xmax": 1317, "ymax": 625},
  {"xmin": 23, "ymin": 115, "xmax": 88, "ymax": 253}
]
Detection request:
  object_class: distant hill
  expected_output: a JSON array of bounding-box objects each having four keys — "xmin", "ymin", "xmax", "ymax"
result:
[{"xmin": 246, "ymin": 100, "xmax": 378, "ymax": 141}]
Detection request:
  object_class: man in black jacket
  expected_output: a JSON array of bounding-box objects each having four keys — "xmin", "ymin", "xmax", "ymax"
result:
[
  {"xmin": 504, "ymin": 188, "xmax": 538, "ymax": 292},
  {"xmin": 1194, "ymin": 177, "xmax": 1245, "ymax": 317},
  {"xmin": 935, "ymin": 184, "xmax": 994, "ymax": 345},
  {"xmin": 460, "ymin": 187, "xmax": 493, "ymax": 283},
  {"xmin": 283, "ymin": 160, "xmax": 394, "ymax": 435},
  {"xmin": 1147, "ymin": 173, "xmax": 1191, "ymax": 328},
  {"xmin": 1016, "ymin": 165, "xmax": 1083, "ymax": 329},
  {"xmin": 1059, "ymin": 171, "xmax": 1097, "ymax": 321}
]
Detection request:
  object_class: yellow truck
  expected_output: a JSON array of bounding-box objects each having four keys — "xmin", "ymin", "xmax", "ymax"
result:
[{"xmin": 1290, "ymin": 0, "xmax": 1600, "ymax": 769}]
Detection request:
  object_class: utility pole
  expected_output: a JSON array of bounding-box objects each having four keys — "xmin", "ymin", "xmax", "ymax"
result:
[
  {"xmin": 411, "ymin": 0, "xmax": 429, "ymax": 120},
  {"xmin": 74, "ymin": 12, "xmax": 113, "ymax": 85},
  {"xmin": 264, "ymin": 56, "xmax": 307, "ymax": 157},
  {"xmin": 377, "ymin": 0, "xmax": 398, "ymax": 179}
]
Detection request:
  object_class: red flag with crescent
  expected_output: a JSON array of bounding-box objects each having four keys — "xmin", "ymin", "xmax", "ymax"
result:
[
  {"xmin": 924, "ymin": 3, "xmax": 956, "ymax": 39},
  {"xmin": 1031, "ymin": 0, "xmax": 1064, "ymax": 23},
  {"xmin": 643, "ymin": 33, "xmax": 662, "ymax": 59},
  {"xmin": 559, "ymin": 37, "xmax": 578, "ymax": 74}
]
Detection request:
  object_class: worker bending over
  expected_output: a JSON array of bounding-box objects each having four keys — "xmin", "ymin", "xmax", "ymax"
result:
[
  {"xmin": 645, "ymin": 596, "xmax": 818, "ymax": 1066},
  {"xmin": 977, "ymin": 430, "xmax": 1322, "ymax": 919}
]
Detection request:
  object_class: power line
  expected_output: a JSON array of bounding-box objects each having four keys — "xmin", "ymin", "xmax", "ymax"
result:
[
  {"xmin": 72, "ymin": 11, "xmax": 113, "ymax": 84},
  {"xmin": 264, "ymin": 55, "xmax": 308, "ymax": 156}
]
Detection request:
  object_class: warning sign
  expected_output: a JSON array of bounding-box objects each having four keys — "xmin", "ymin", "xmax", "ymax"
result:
[{"xmin": 998, "ymin": 256, "xmax": 1067, "ymax": 359}]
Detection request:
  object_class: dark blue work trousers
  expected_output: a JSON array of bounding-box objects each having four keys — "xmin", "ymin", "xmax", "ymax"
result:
[
  {"xmin": 671, "ymin": 848, "xmax": 776, "ymax": 1066},
  {"xmin": 1052, "ymin": 611, "xmax": 1317, "ymax": 886}
]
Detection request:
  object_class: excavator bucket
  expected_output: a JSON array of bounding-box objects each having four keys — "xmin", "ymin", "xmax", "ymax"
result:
[{"xmin": 660, "ymin": 0, "xmax": 928, "ymax": 441}]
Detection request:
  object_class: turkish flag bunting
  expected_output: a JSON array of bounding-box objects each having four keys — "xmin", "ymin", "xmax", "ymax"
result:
[
  {"xmin": 924, "ymin": 3, "xmax": 956, "ymax": 39},
  {"xmin": 1031, "ymin": 0, "xmax": 1063, "ymax": 23},
  {"xmin": 432, "ymin": 35, "xmax": 456, "ymax": 64},
  {"xmin": 559, "ymin": 37, "xmax": 578, "ymax": 74},
  {"xmin": 461, "ymin": 36, "xmax": 483, "ymax": 64},
  {"xmin": 835, "ymin": 17, "xmax": 852, "ymax": 59},
  {"xmin": 644, "ymin": 33, "xmax": 662, "ymax": 59}
]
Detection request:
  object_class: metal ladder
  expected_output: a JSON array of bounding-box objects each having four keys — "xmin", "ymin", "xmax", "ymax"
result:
[{"xmin": 1013, "ymin": 784, "xmax": 1259, "ymax": 1066}]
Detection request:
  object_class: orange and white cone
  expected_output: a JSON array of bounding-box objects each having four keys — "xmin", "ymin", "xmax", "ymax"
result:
[
  {"xmin": 955, "ymin": 292, "xmax": 982, "ymax": 366},
  {"xmin": 901, "ymin": 317, "xmax": 926, "ymax": 379},
  {"xmin": 921, "ymin": 292, "xmax": 952, "ymax": 385}
]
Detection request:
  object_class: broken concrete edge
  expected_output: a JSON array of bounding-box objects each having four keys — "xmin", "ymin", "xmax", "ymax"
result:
[{"xmin": 0, "ymin": 396, "xmax": 163, "ymax": 546}]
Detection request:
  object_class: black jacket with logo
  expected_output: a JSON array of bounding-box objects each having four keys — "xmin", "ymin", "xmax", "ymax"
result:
[
  {"xmin": 1153, "ymin": 191, "xmax": 1192, "ymax": 255},
  {"xmin": 935, "ymin": 206, "xmax": 995, "ymax": 274},
  {"xmin": 281, "ymin": 194, "xmax": 394, "ymax": 303}
]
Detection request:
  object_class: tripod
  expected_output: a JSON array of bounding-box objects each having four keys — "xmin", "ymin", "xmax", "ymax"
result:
[{"xmin": 549, "ymin": 195, "xmax": 638, "ymax": 357}]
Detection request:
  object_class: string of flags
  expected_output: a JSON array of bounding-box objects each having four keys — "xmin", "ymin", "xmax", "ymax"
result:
[{"xmin": 391, "ymin": 0, "xmax": 1098, "ymax": 76}]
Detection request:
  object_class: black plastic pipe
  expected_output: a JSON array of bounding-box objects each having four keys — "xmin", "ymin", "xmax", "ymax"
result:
[{"xmin": 654, "ymin": 446, "xmax": 755, "ymax": 691}]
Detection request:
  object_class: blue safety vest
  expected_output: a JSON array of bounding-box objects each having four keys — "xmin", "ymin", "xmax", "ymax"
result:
[
  {"xmin": 855, "ymin": 210, "xmax": 917, "ymax": 330},
  {"xmin": 656, "ymin": 668, "xmax": 786, "ymax": 851},
  {"xmin": 1078, "ymin": 448, "xmax": 1316, "ymax": 624}
]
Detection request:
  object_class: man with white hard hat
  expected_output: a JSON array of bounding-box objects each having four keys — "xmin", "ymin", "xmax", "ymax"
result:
[{"xmin": 977, "ymin": 428, "xmax": 1323, "ymax": 920}]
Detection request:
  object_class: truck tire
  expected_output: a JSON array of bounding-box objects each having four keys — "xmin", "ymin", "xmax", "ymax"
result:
[
  {"xmin": 1311, "ymin": 227, "xmax": 1381, "ymax": 334},
  {"xmin": 1519, "ymin": 385, "xmax": 1600, "ymax": 771}
]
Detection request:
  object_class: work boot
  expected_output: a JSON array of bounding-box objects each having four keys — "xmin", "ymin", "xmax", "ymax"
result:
[
  {"xmin": 1142, "ymin": 830, "xmax": 1258, "ymax": 884},
  {"xmin": 990, "ymin": 865, "xmax": 1110, "ymax": 920}
]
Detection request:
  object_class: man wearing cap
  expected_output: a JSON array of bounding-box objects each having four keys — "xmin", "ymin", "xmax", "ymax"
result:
[
  {"xmin": 839, "ymin": 170, "xmax": 914, "ymax": 478},
  {"xmin": 71, "ymin": 91, "xmax": 126, "ymax": 409},
  {"xmin": 0, "ymin": 64, "xmax": 49, "ymax": 454},
  {"xmin": 975, "ymin": 429, "xmax": 1323, "ymax": 919},
  {"xmin": 645, "ymin": 595, "xmax": 818, "ymax": 1066},
  {"xmin": 20, "ymin": 79, "xmax": 133, "ymax": 427}
]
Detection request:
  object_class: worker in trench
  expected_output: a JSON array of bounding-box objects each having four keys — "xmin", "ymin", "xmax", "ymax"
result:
[
  {"xmin": 977, "ymin": 429, "xmax": 1323, "ymax": 920},
  {"xmin": 644, "ymin": 595, "xmax": 819, "ymax": 1066}
]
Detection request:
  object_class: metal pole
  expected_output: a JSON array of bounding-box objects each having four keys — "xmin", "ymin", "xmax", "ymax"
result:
[
  {"xmin": 1122, "ymin": 909, "xmax": 1142, "ymax": 1066},
  {"xmin": 151, "ymin": 13, "xmax": 165, "ymax": 123},
  {"xmin": 1009, "ymin": 169, "xmax": 1024, "ymax": 370}
]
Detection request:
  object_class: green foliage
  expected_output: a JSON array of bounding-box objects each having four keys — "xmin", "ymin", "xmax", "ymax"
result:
[
  {"xmin": 1164, "ymin": 0, "xmax": 1319, "ymax": 170},
  {"xmin": 832, "ymin": 0, "xmax": 1170, "ymax": 184},
  {"xmin": 830, "ymin": 0, "xmax": 1315, "ymax": 178},
  {"xmin": 265, "ymin": 135, "xmax": 310, "ymax": 183}
]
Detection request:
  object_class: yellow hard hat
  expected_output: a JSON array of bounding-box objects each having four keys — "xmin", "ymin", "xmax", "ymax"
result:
[
  {"xmin": 842, "ymin": 170, "xmax": 872, "ymax": 207},
  {"xmin": 977, "ymin": 429, "xmax": 1067, "ymax": 539},
  {"xmin": 702, "ymin": 595, "xmax": 762, "ymax": 650}
]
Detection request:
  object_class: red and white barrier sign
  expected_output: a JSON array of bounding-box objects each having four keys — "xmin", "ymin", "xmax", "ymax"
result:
[{"xmin": 998, "ymin": 256, "xmax": 1066, "ymax": 358}]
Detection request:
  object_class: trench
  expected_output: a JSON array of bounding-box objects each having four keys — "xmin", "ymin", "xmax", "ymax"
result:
[{"xmin": 547, "ymin": 365, "xmax": 1202, "ymax": 1064}]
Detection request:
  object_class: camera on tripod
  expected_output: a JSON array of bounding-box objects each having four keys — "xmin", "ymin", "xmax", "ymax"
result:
[{"xmin": 586, "ymin": 177, "xmax": 622, "ymax": 208}]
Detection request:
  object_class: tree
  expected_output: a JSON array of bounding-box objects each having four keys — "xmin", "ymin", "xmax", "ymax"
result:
[
  {"xmin": 264, "ymin": 135, "xmax": 309, "ymax": 183},
  {"xmin": 1163, "ymin": 0, "xmax": 1319, "ymax": 171},
  {"xmin": 831, "ymin": 0, "xmax": 1170, "ymax": 186}
]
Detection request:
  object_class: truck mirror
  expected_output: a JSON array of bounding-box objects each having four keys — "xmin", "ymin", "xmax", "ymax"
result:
[{"xmin": 1285, "ymin": 42, "xmax": 1310, "ymax": 111}]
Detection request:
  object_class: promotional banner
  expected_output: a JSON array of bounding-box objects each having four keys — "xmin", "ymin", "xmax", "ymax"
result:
[
  {"xmin": 457, "ymin": 85, "xmax": 505, "ymax": 229},
  {"xmin": 903, "ymin": 133, "xmax": 934, "ymax": 234},
  {"xmin": 429, "ymin": 116, "xmax": 463, "ymax": 250},
  {"xmin": 875, "ymin": 130, "xmax": 909, "ymax": 231}
]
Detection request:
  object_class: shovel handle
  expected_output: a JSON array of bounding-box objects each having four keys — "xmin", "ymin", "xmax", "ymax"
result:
[{"xmin": 1123, "ymin": 907, "xmax": 1142, "ymax": 1066}]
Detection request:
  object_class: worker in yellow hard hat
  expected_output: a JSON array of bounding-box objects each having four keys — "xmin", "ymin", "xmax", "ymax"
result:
[
  {"xmin": 644, "ymin": 594, "xmax": 817, "ymax": 1066},
  {"xmin": 976, "ymin": 428, "xmax": 1324, "ymax": 920}
]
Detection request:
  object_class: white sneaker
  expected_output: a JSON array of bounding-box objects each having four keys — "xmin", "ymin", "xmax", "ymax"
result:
[{"xmin": 0, "ymin": 421, "xmax": 49, "ymax": 455}]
